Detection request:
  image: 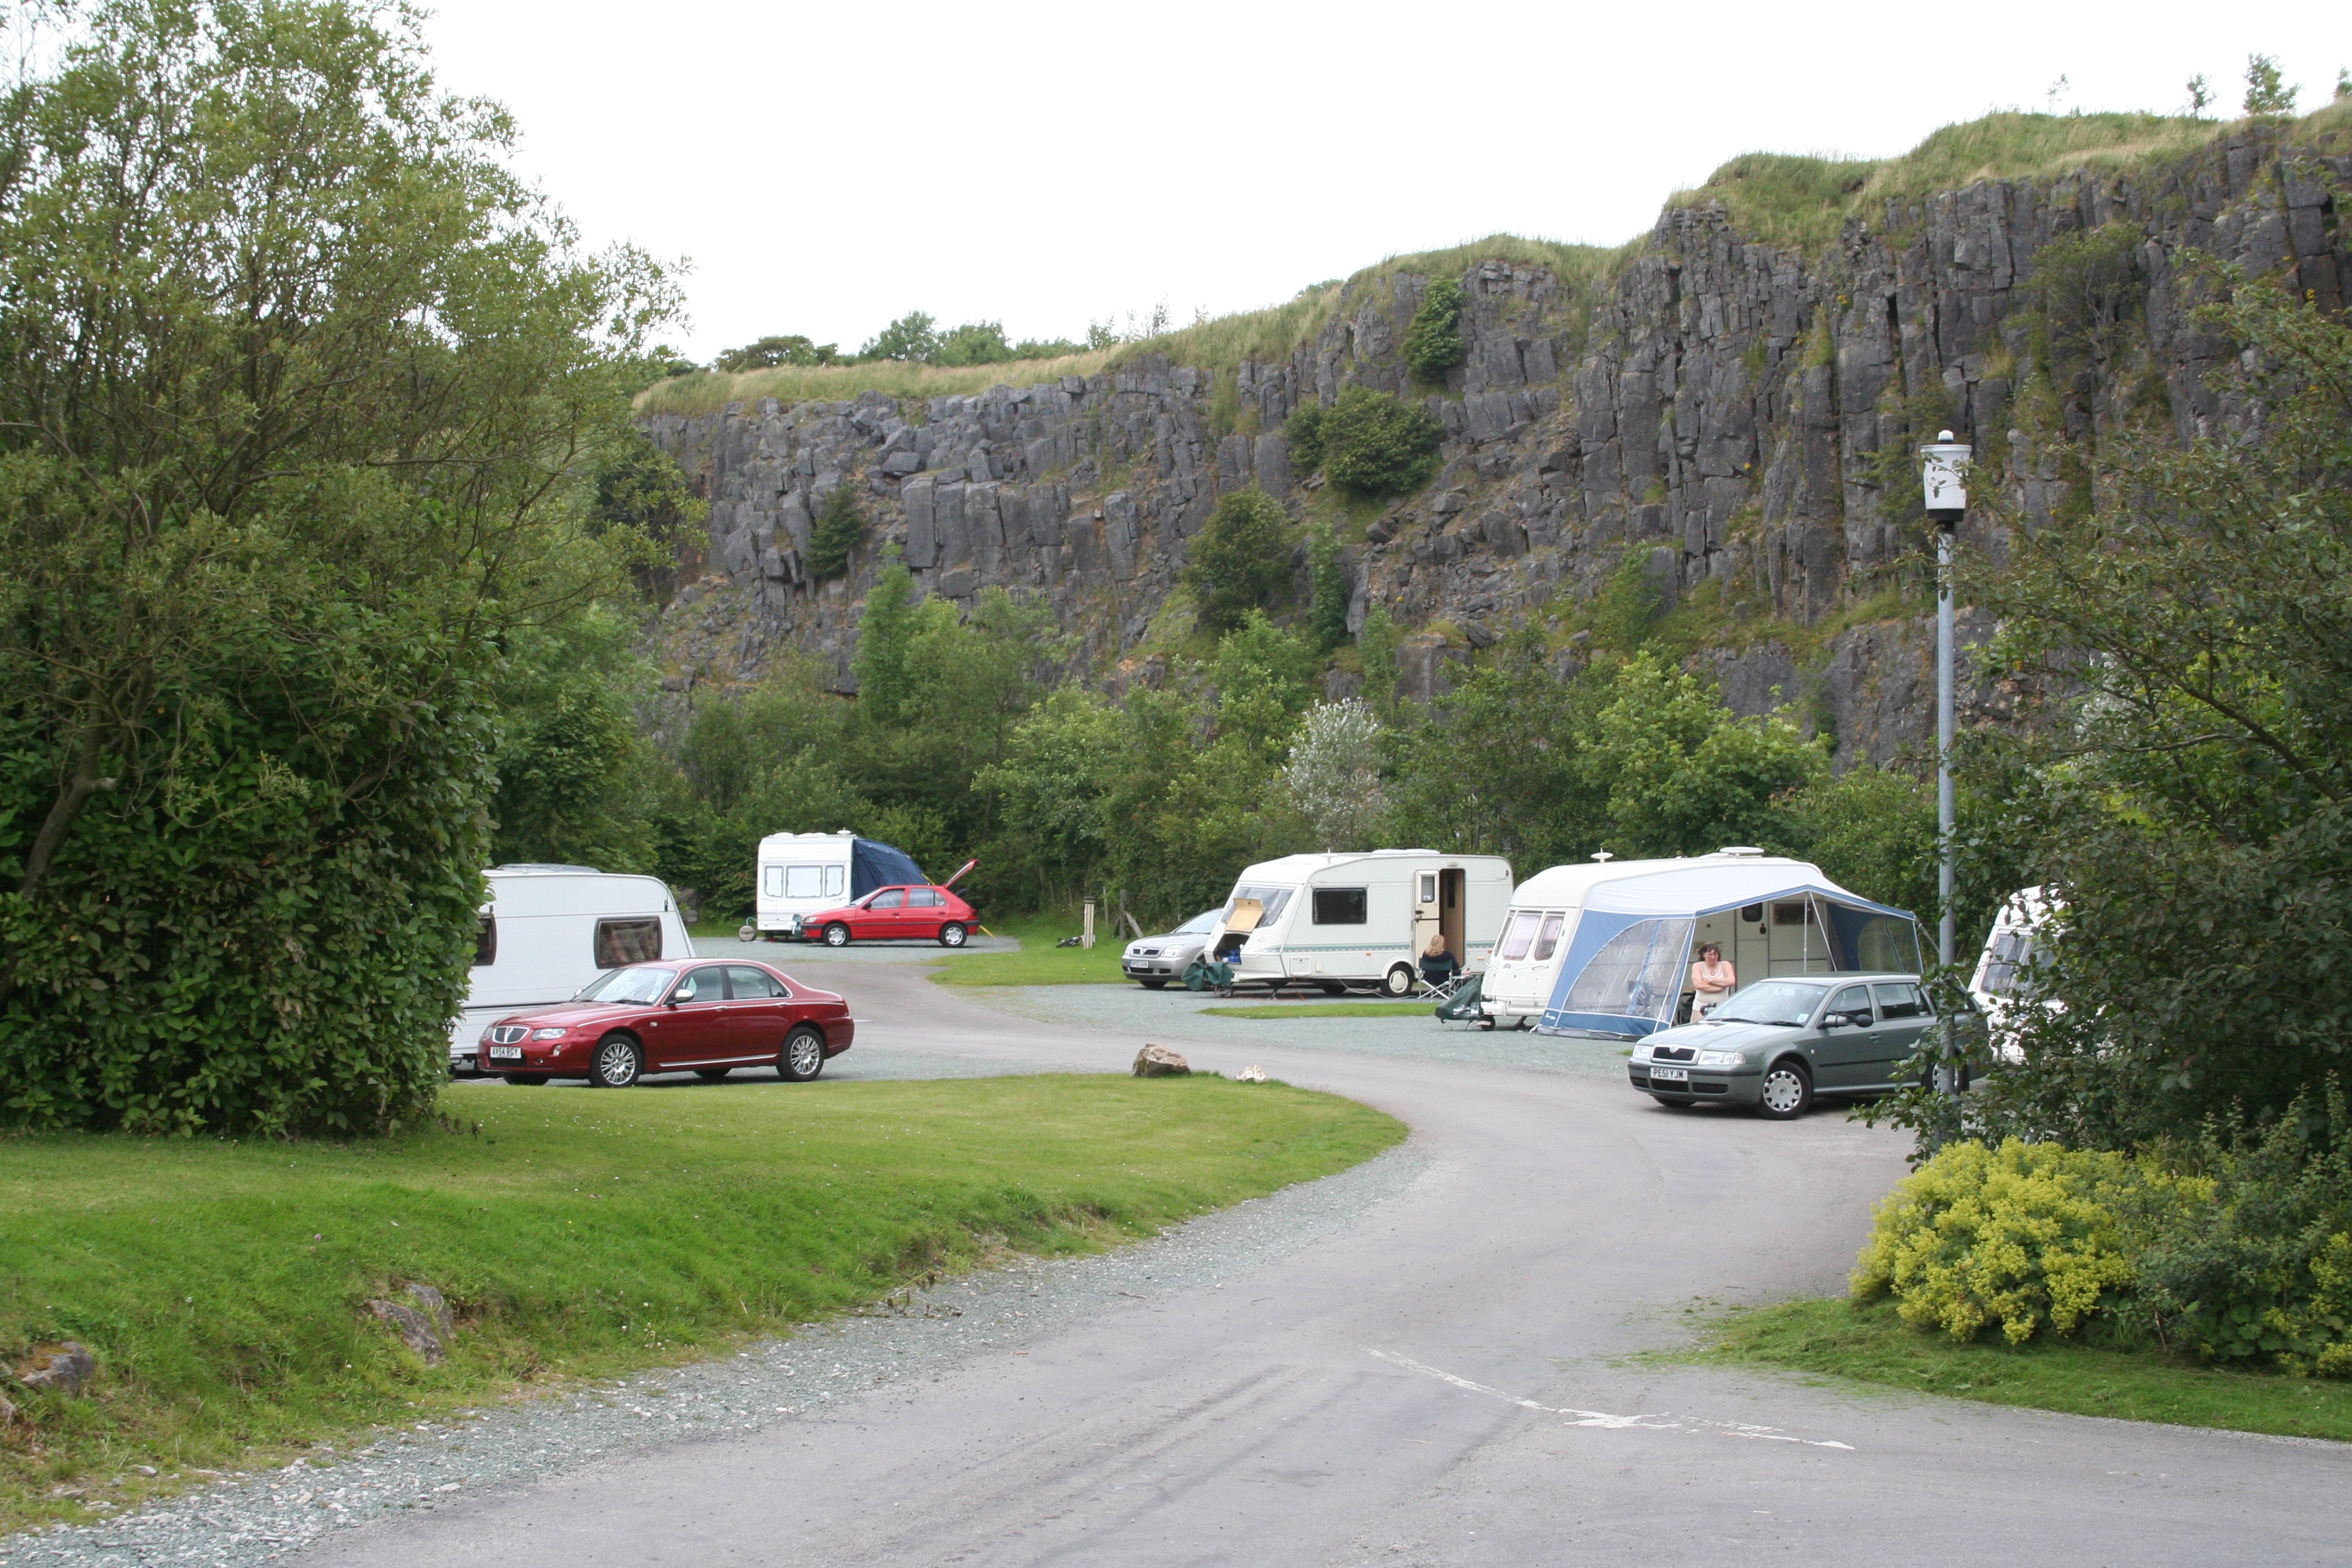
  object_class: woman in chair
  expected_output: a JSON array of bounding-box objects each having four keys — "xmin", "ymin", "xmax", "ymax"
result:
[
  {"xmin": 1419, "ymin": 933, "xmax": 1461, "ymax": 990},
  {"xmin": 1689, "ymin": 943, "xmax": 1737, "ymax": 1018}
]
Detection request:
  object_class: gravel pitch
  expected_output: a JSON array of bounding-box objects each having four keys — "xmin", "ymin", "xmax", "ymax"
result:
[{"xmin": 5, "ymin": 1100, "xmax": 1423, "ymax": 1567}]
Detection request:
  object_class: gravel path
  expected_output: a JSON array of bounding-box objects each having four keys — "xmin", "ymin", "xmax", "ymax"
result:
[{"xmin": 3, "ymin": 958, "xmax": 1420, "ymax": 1568}]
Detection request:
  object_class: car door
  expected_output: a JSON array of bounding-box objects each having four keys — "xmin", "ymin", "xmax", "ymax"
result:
[
  {"xmin": 1870, "ymin": 981, "xmax": 1934, "ymax": 1086},
  {"xmin": 907, "ymin": 887, "xmax": 945, "ymax": 938},
  {"xmin": 858, "ymin": 887, "xmax": 907, "ymax": 939},
  {"xmin": 1811, "ymin": 983, "xmax": 1878, "ymax": 1088},
  {"xmin": 723, "ymin": 965, "xmax": 792, "ymax": 1062},
  {"xmin": 647, "ymin": 964, "xmax": 734, "ymax": 1070}
]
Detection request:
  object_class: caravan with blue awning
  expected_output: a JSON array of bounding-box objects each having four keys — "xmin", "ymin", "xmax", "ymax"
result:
[{"xmin": 1475, "ymin": 849, "xmax": 1922, "ymax": 1037}]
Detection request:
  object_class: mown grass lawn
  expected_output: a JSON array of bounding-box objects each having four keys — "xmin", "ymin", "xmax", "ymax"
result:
[
  {"xmin": 929, "ymin": 911, "xmax": 1133, "ymax": 987},
  {"xmin": 0, "ymin": 1074, "xmax": 1402, "ymax": 1533},
  {"xmin": 1683, "ymin": 1297, "xmax": 2352, "ymax": 1442}
]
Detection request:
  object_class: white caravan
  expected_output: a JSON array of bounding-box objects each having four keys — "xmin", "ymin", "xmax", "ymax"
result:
[
  {"xmin": 1968, "ymin": 885, "xmax": 2059, "ymax": 1062},
  {"xmin": 1479, "ymin": 849, "xmax": 1923, "ymax": 1036},
  {"xmin": 749, "ymin": 830, "xmax": 928, "ymax": 940},
  {"xmin": 1204, "ymin": 851, "xmax": 1515, "ymax": 996},
  {"xmin": 448, "ymin": 866, "xmax": 694, "ymax": 1075}
]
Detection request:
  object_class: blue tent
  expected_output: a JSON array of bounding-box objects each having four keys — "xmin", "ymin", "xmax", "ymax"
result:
[
  {"xmin": 849, "ymin": 837, "xmax": 928, "ymax": 899},
  {"xmin": 1535, "ymin": 864, "xmax": 1920, "ymax": 1039}
]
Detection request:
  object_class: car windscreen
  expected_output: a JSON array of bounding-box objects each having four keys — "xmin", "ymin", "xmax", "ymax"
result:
[
  {"xmin": 1708, "ymin": 980, "xmax": 1830, "ymax": 1027},
  {"xmin": 1174, "ymin": 909, "xmax": 1221, "ymax": 935},
  {"xmin": 1218, "ymin": 886, "xmax": 1294, "ymax": 930},
  {"xmin": 573, "ymin": 966, "xmax": 674, "ymax": 1004}
]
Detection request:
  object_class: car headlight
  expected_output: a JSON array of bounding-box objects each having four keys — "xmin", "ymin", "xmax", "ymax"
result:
[
  {"xmin": 1694, "ymin": 1049, "xmax": 1746, "ymax": 1068},
  {"xmin": 531, "ymin": 1027, "xmax": 569, "ymax": 1041}
]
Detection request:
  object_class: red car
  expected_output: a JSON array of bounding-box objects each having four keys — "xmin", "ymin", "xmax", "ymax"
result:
[
  {"xmin": 794, "ymin": 882, "xmax": 976, "ymax": 948},
  {"xmin": 476, "ymin": 959, "xmax": 853, "ymax": 1088}
]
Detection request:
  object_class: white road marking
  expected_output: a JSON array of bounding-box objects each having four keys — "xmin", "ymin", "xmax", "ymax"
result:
[{"xmin": 1365, "ymin": 1350, "xmax": 1855, "ymax": 1450}]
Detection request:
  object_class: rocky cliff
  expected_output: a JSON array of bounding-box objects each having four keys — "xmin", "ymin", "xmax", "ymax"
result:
[{"xmin": 640, "ymin": 120, "xmax": 2349, "ymax": 766}]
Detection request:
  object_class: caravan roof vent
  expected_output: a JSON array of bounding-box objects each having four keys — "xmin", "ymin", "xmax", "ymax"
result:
[
  {"xmin": 1716, "ymin": 845, "xmax": 1763, "ymax": 858},
  {"xmin": 1590, "ymin": 851, "xmax": 1614, "ymax": 863}
]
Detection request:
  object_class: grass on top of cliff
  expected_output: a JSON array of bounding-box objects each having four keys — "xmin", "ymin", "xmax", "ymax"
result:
[
  {"xmin": 0, "ymin": 1075, "xmax": 1403, "ymax": 1535},
  {"xmin": 1672, "ymin": 101, "xmax": 2352, "ymax": 252},
  {"xmin": 634, "ymin": 349, "xmax": 1116, "ymax": 420}
]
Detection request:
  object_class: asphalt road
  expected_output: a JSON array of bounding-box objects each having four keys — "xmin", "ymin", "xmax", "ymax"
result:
[{"xmin": 297, "ymin": 960, "xmax": 2352, "ymax": 1567}]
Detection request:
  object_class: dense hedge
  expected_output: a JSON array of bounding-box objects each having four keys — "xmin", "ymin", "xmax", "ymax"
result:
[{"xmin": 1855, "ymin": 1105, "xmax": 2352, "ymax": 1375}]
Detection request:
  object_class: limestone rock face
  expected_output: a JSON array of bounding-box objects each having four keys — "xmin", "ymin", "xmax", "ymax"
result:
[
  {"xmin": 1132, "ymin": 1043, "xmax": 1191, "ymax": 1077},
  {"xmin": 643, "ymin": 127, "xmax": 2349, "ymax": 766}
]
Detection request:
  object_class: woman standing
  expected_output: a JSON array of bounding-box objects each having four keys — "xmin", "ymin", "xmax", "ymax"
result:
[{"xmin": 1689, "ymin": 943, "xmax": 1737, "ymax": 1018}]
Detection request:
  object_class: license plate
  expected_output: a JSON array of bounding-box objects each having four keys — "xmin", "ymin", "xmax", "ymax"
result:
[
  {"xmin": 488, "ymin": 1045, "xmax": 522, "ymax": 1062},
  {"xmin": 1650, "ymin": 1066, "xmax": 1688, "ymax": 1082}
]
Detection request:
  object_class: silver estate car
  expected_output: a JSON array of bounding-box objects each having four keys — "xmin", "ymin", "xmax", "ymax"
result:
[
  {"xmin": 1122, "ymin": 909, "xmax": 1221, "ymax": 990},
  {"xmin": 1627, "ymin": 974, "xmax": 1938, "ymax": 1119}
]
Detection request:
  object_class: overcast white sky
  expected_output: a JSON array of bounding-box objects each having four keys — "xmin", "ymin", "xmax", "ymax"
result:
[{"xmin": 421, "ymin": 2, "xmax": 2344, "ymax": 361}]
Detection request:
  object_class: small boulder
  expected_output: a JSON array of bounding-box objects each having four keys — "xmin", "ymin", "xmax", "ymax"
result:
[
  {"xmin": 0, "ymin": 1390, "xmax": 17, "ymax": 1424},
  {"xmin": 1131, "ymin": 1043, "xmax": 1190, "ymax": 1078},
  {"xmin": 16, "ymin": 1342, "xmax": 95, "ymax": 1397},
  {"xmin": 1236, "ymin": 1064, "xmax": 1268, "ymax": 1083},
  {"xmin": 364, "ymin": 1284, "xmax": 454, "ymax": 1367}
]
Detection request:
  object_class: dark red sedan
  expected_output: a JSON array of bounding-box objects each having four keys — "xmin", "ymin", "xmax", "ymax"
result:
[
  {"xmin": 476, "ymin": 959, "xmax": 853, "ymax": 1088},
  {"xmin": 794, "ymin": 883, "xmax": 976, "ymax": 948}
]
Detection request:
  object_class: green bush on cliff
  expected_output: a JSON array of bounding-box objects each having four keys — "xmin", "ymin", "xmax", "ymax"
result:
[
  {"xmin": 1404, "ymin": 276, "xmax": 1469, "ymax": 381},
  {"xmin": 806, "ymin": 485, "xmax": 866, "ymax": 580},
  {"xmin": 1284, "ymin": 400, "xmax": 1326, "ymax": 472},
  {"xmin": 1323, "ymin": 387, "xmax": 1444, "ymax": 499},
  {"xmin": 1183, "ymin": 488, "xmax": 1294, "ymax": 633}
]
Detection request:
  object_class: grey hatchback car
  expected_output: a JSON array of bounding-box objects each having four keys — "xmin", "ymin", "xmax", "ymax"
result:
[
  {"xmin": 1122, "ymin": 909, "xmax": 1222, "ymax": 989},
  {"xmin": 1627, "ymin": 974, "xmax": 1938, "ymax": 1119}
]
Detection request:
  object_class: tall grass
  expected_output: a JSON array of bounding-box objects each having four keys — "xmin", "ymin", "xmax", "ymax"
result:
[
  {"xmin": 635, "ymin": 350, "xmax": 1117, "ymax": 420},
  {"xmin": 1668, "ymin": 102, "xmax": 2352, "ymax": 251}
]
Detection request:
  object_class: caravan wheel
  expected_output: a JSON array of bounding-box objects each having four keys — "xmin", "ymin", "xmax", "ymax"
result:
[
  {"xmin": 1381, "ymin": 964, "xmax": 1414, "ymax": 998},
  {"xmin": 738, "ymin": 924, "xmax": 757, "ymax": 942}
]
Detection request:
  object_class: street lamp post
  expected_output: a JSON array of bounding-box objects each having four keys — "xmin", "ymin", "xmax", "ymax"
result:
[{"xmin": 1920, "ymin": 430, "xmax": 1970, "ymax": 1122}]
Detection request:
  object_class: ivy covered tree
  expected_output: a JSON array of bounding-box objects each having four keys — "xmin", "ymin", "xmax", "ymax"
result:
[
  {"xmin": 1181, "ymin": 487, "xmax": 1294, "ymax": 633},
  {"xmin": 805, "ymin": 484, "xmax": 866, "ymax": 581}
]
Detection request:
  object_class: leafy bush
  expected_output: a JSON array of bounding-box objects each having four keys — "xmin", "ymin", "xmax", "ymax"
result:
[
  {"xmin": 806, "ymin": 485, "xmax": 866, "ymax": 580},
  {"xmin": 713, "ymin": 333, "xmax": 838, "ymax": 371},
  {"xmin": 1852, "ymin": 1139, "xmax": 2155, "ymax": 1344},
  {"xmin": 1404, "ymin": 276, "xmax": 1468, "ymax": 381},
  {"xmin": 1285, "ymin": 402, "xmax": 1326, "ymax": 472},
  {"xmin": 1307, "ymin": 523, "xmax": 1350, "ymax": 651},
  {"xmin": 1182, "ymin": 488, "xmax": 1294, "ymax": 633},
  {"xmin": 1322, "ymin": 387, "xmax": 1443, "ymax": 499}
]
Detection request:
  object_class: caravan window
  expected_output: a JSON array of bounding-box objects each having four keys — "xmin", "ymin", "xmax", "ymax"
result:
[
  {"xmin": 785, "ymin": 865, "xmax": 824, "ymax": 899},
  {"xmin": 474, "ymin": 915, "xmax": 497, "ymax": 967},
  {"xmin": 1497, "ymin": 911, "xmax": 1541, "ymax": 961},
  {"xmin": 1980, "ymin": 929, "xmax": 2040, "ymax": 996},
  {"xmin": 826, "ymin": 864, "xmax": 845, "ymax": 896},
  {"xmin": 1219, "ymin": 886, "xmax": 1294, "ymax": 930},
  {"xmin": 762, "ymin": 866, "xmax": 785, "ymax": 898},
  {"xmin": 595, "ymin": 917, "xmax": 664, "ymax": 968},
  {"xmin": 1312, "ymin": 888, "xmax": 1367, "ymax": 925},
  {"xmin": 1418, "ymin": 873, "xmax": 1437, "ymax": 903},
  {"xmin": 1531, "ymin": 913, "xmax": 1564, "ymax": 962}
]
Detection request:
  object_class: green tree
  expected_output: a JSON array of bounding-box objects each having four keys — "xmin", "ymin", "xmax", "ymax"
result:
[
  {"xmin": 806, "ymin": 484, "xmax": 866, "ymax": 581},
  {"xmin": 858, "ymin": 310, "xmax": 941, "ymax": 363},
  {"xmin": 1357, "ymin": 601, "xmax": 1403, "ymax": 719},
  {"xmin": 1285, "ymin": 700, "xmax": 1384, "ymax": 849},
  {"xmin": 589, "ymin": 431, "xmax": 706, "ymax": 600},
  {"xmin": 934, "ymin": 321, "xmax": 1013, "ymax": 366},
  {"xmin": 1944, "ymin": 267, "xmax": 2352, "ymax": 1150},
  {"xmin": 1323, "ymin": 387, "xmax": 1444, "ymax": 500},
  {"xmin": 1307, "ymin": 523, "xmax": 1350, "ymax": 651},
  {"xmin": 0, "ymin": 0, "xmax": 671, "ymax": 1134},
  {"xmin": 1403, "ymin": 276, "xmax": 1468, "ymax": 382},
  {"xmin": 2242, "ymin": 52, "xmax": 2297, "ymax": 115},
  {"xmin": 487, "ymin": 608, "xmax": 659, "ymax": 873},
  {"xmin": 713, "ymin": 333, "xmax": 838, "ymax": 371},
  {"xmin": 1182, "ymin": 487, "xmax": 1294, "ymax": 633},
  {"xmin": 851, "ymin": 558, "xmax": 923, "ymax": 725},
  {"xmin": 1285, "ymin": 402, "xmax": 1327, "ymax": 472},
  {"xmin": 1588, "ymin": 657, "xmax": 1827, "ymax": 856}
]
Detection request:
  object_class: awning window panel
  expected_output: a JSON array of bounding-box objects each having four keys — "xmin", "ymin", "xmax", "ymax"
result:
[{"xmin": 1560, "ymin": 917, "xmax": 1695, "ymax": 1028}]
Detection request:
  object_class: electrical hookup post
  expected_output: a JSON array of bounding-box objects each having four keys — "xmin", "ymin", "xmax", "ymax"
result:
[{"xmin": 1921, "ymin": 431, "xmax": 1970, "ymax": 1149}]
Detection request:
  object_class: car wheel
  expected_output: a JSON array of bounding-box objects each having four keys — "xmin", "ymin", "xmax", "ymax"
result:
[
  {"xmin": 938, "ymin": 921, "xmax": 968, "ymax": 948},
  {"xmin": 1757, "ymin": 1058, "xmax": 1813, "ymax": 1120},
  {"xmin": 502, "ymin": 1073, "xmax": 547, "ymax": 1086},
  {"xmin": 779, "ymin": 1025, "xmax": 827, "ymax": 1083},
  {"xmin": 591, "ymin": 1034, "xmax": 642, "ymax": 1089},
  {"xmin": 696, "ymin": 1068, "xmax": 732, "ymax": 1081},
  {"xmin": 1478, "ymin": 1015, "xmax": 1497, "ymax": 1030},
  {"xmin": 1139, "ymin": 979, "xmax": 1168, "ymax": 990},
  {"xmin": 738, "ymin": 924, "xmax": 757, "ymax": 942},
  {"xmin": 1381, "ymin": 964, "xmax": 1414, "ymax": 998},
  {"xmin": 823, "ymin": 922, "xmax": 851, "ymax": 948}
]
